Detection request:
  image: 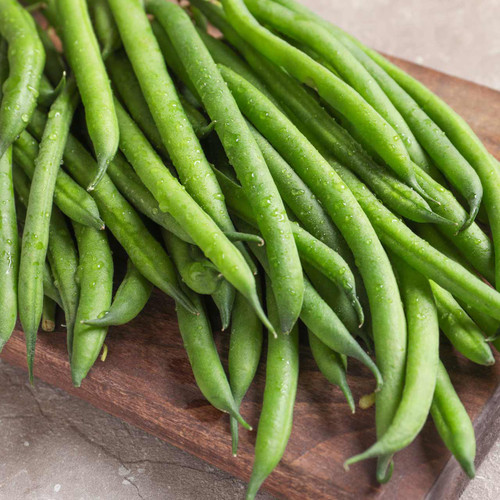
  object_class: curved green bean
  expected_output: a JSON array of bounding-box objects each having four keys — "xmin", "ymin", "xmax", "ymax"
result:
[
  {"xmin": 88, "ymin": 0, "xmax": 121, "ymax": 60},
  {"xmin": 150, "ymin": 0, "xmax": 303, "ymax": 333},
  {"xmin": 18, "ymin": 76, "xmax": 80, "ymax": 380},
  {"xmin": 345, "ymin": 257, "xmax": 438, "ymax": 475},
  {"xmin": 83, "ymin": 259, "xmax": 152, "ymax": 327},
  {"xmin": 308, "ymin": 330, "xmax": 355, "ymax": 414},
  {"xmin": 211, "ymin": 281, "xmax": 236, "ymax": 332},
  {"xmin": 431, "ymin": 361, "xmax": 476, "ymax": 478},
  {"xmin": 14, "ymin": 131, "xmax": 104, "ymax": 231},
  {"xmin": 57, "ymin": 0, "xmax": 119, "ymax": 190},
  {"xmin": 43, "ymin": 262, "xmax": 62, "ymax": 308},
  {"xmin": 229, "ymin": 286, "xmax": 263, "ymax": 455},
  {"xmin": 246, "ymin": 279, "xmax": 298, "ymax": 500},
  {"xmin": 0, "ymin": 0, "xmax": 44, "ymax": 158},
  {"xmin": 72, "ymin": 223, "xmax": 113, "ymax": 386},
  {"xmin": 176, "ymin": 288, "xmax": 251, "ymax": 430},
  {"xmin": 28, "ymin": 109, "xmax": 196, "ymax": 315}
]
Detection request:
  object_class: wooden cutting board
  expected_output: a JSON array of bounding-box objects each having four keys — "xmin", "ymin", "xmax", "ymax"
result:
[{"xmin": 2, "ymin": 56, "xmax": 500, "ymax": 500}]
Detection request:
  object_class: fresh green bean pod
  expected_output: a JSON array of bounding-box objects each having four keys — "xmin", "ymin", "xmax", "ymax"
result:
[
  {"xmin": 41, "ymin": 296, "xmax": 57, "ymax": 332},
  {"xmin": 150, "ymin": 1, "xmax": 302, "ymax": 333},
  {"xmin": 211, "ymin": 281, "xmax": 236, "ymax": 332},
  {"xmin": 106, "ymin": 152, "xmax": 192, "ymax": 243},
  {"xmin": 219, "ymin": 0, "xmax": 429, "ymax": 198},
  {"xmin": 345, "ymin": 257, "xmax": 438, "ymax": 475},
  {"xmin": 430, "ymin": 282, "xmax": 494, "ymax": 366},
  {"xmin": 431, "ymin": 361, "xmax": 476, "ymax": 478},
  {"xmin": 417, "ymin": 225, "xmax": 499, "ymax": 338},
  {"xmin": 88, "ymin": 0, "xmax": 121, "ymax": 60},
  {"xmin": 244, "ymin": 0, "xmax": 431, "ymax": 170},
  {"xmin": 71, "ymin": 223, "xmax": 113, "ymax": 386},
  {"xmin": 0, "ymin": 0, "xmax": 45, "ymax": 157},
  {"xmin": 0, "ymin": 146, "xmax": 17, "ymax": 350},
  {"xmin": 83, "ymin": 259, "xmax": 152, "ymax": 327},
  {"xmin": 13, "ymin": 165, "xmax": 79, "ymax": 357},
  {"xmin": 176, "ymin": 288, "xmax": 251, "ymax": 430},
  {"xmin": 57, "ymin": 0, "xmax": 119, "ymax": 189},
  {"xmin": 109, "ymin": 100, "xmax": 269, "ymax": 328},
  {"xmin": 229, "ymin": 286, "xmax": 263, "ymax": 455},
  {"xmin": 308, "ymin": 330, "xmax": 355, "ymax": 414},
  {"xmin": 246, "ymin": 280, "xmax": 299, "ymax": 500},
  {"xmin": 14, "ymin": 131, "xmax": 104, "ymax": 231},
  {"xmin": 35, "ymin": 24, "xmax": 65, "ymax": 87},
  {"xmin": 163, "ymin": 230, "xmax": 221, "ymax": 295},
  {"xmin": 28, "ymin": 109, "xmax": 196, "ymax": 315},
  {"xmin": 43, "ymin": 262, "xmax": 62, "ymax": 308},
  {"xmin": 18, "ymin": 76, "xmax": 80, "ymax": 380}
]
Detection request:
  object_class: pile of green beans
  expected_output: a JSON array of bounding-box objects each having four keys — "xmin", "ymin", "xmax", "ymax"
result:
[{"xmin": 1, "ymin": 0, "xmax": 499, "ymax": 497}]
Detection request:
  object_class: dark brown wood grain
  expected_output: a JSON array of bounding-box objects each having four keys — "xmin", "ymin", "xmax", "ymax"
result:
[{"xmin": 2, "ymin": 58, "xmax": 500, "ymax": 500}]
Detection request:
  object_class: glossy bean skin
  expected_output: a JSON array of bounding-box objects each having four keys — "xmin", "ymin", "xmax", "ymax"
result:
[
  {"xmin": 222, "ymin": 66, "xmax": 405, "ymax": 460},
  {"xmin": 83, "ymin": 259, "xmax": 152, "ymax": 327},
  {"xmin": 106, "ymin": 152, "xmax": 192, "ymax": 243},
  {"xmin": 14, "ymin": 130, "xmax": 104, "ymax": 231},
  {"xmin": 0, "ymin": 0, "xmax": 44, "ymax": 157},
  {"xmin": 71, "ymin": 223, "xmax": 113, "ymax": 386},
  {"xmin": 246, "ymin": 280, "xmax": 299, "ymax": 500},
  {"xmin": 88, "ymin": 0, "xmax": 121, "ymax": 60},
  {"xmin": 112, "ymin": 99, "xmax": 270, "ymax": 330},
  {"xmin": 150, "ymin": 1, "xmax": 303, "ymax": 333},
  {"xmin": 346, "ymin": 257, "xmax": 439, "ymax": 479},
  {"xmin": 162, "ymin": 230, "xmax": 221, "ymax": 295},
  {"xmin": 211, "ymin": 281, "xmax": 236, "ymax": 332},
  {"xmin": 220, "ymin": 0, "xmax": 427, "ymax": 197},
  {"xmin": 13, "ymin": 165, "xmax": 79, "ymax": 357},
  {"xmin": 176, "ymin": 288, "xmax": 251, "ymax": 430},
  {"xmin": 308, "ymin": 330, "xmax": 355, "ymax": 413},
  {"xmin": 430, "ymin": 282, "xmax": 494, "ymax": 366},
  {"xmin": 0, "ymin": 146, "xmax": 18, "ymax": 350},
  {"xmin": 431, "ymin": 361, "xmax": 476, "ymax": 478},
  {"xmin": 18, "ymin": 77, "xmax": 79, "ymax": 380},
  {"xmin": 195, "ymin": 5, "xmax": 493, "ymax": 281},
  {"xmin": 229, "ymin": 284, "xmax": 263, "ymax": 455},
  {"xmin": 57, "ymin": 0, "xmax": 119, "ymax": 189},
  {"xmin": 28, "ymin": 109, "xmax": 195, "ymax": 315}
]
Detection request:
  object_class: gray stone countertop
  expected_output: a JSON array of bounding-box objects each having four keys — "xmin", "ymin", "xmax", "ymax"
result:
[{"xmin": 1, "ymin": 1, "xmax": 499, "ymax": 499}]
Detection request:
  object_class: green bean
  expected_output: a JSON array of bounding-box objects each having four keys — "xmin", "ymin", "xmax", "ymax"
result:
[
  {"xmin": 223, "ymin": 66, "xmax": 500, "ymax": 320},
  {"xmin": 213, "ymin": 166, "xmax": 363, "ymax": 324},
  {"xmin": 211, "ymin": 281, "xmax": 236, "ymax": 331},
  {"xmin": 430, "ymin": 282, "xmax": 494, "ymax": 366},
  {"xmin": 431, "ymin": 361, "xmax": 476, "ymax": 478},
  {"xmin": 88, "ymin": 0, "xmax": 121, "ymax": 60},
  {"xmin": 219, "ymin": 0, "xmax": 429, "ymax": 198},
  {"xmin": 221, "ymin": 65, "xmax": 405, "ymax": 465},
  {"xmin": 15, "ymin": 131, "xmax": 104, "ymax": 231},
  {"xmin": 71, "ymin": 223, "xmax": 113, "ymax": 386},
  {"xmin": 417, "ymin": 225, "xmax": 499, "ymax": 338},
  {"xmin": 13, "ymin": 164, "xmax": 79, "ymax": 358},
  {"xmin": 28, "ymin": 108, "xmax": 196, "ymax": 315},
  {"xmin": 308, "ymin": 330, "xmax": 355, "ymax": 414},
  {"xmin": 0, "ymin": 146, "xmax": 17, "ymax": 351},
  {"xmin": 41, "ymin": 296, "xmax": 57, "ymax": 333},
  {"xmin": 83, "ymin": 259, "xmax": 152, "ymax": 327},
  {"xmin": 245, "ymin": 0, "xmax": 431, "ymax": 169},
  {"xmin": 43, "ymin": 262, "xmax": 62, "ymax": 308},
  {"xmin": 176, "ymin": 288, "xmax": 251, "ymax": 430},
  {"xmin": 150, "ymin": 1, "xmax": 302, "ymax": 334},
  {"xmin": 163, "ymin": 230, "xmax": 221, "ymax": 295},
  {"xmin": 18, "ymin": 76, "xmax": 80, "ymax": 380},
  {"xmin": 224, "ymin": 231, "xmax": 264, "ymax": 245},
  {"xmin": 0, "ymin": 0, "xmax": 44, "ymax": 157},
  {"xmin": 190, "ymin": 4, "xmax": 208, "ymax": 31},
  {"xmin": 106, "ymin": 152, "xmax": 192, "ymax": 243},
  {"xmin": 109, "ymin": 99, "xmax": 269, "ymax": 328},
  {"xmin": 246, "ymin": 279, "xmax": 298, "ymax": 500},
  {"xmin": 35, "ymin": 24, "xmax": 64, "ymax": 87},
  {"xmin": 57, "ymin": 0, "xmax": 119, "ymax": 190},
  {"xmin": 229, "ymin": 286, "xmax": 263, "ymax": 455},
  {"xmin": 345, "ymin": 257, "xmax": 438, "ymax": 476}
]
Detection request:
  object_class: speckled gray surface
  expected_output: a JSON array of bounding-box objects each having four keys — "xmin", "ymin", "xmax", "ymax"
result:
[{"xmin": 1, "ymin": 1, "xmax": 499, "ymax": 499}]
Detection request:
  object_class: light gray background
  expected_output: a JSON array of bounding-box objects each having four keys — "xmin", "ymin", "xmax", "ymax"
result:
[{"xmin": 1, "ymin": 1, "xmax": 499, "ymax": 498}]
